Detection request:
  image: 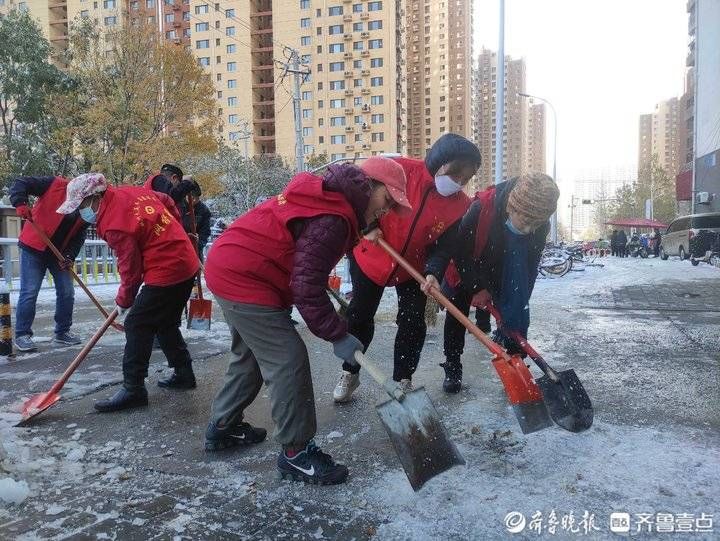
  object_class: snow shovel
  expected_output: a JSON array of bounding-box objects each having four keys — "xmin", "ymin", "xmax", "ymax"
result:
[
  {"xmin": 326, "ymin": 286, "xmax": 349, "ymax": 317},
  {"xmin": 16, "ymin": 309, "xmax": 119, "ymax": 427},
  {"xmin": 26, "ymin": 218, "xmax": 124, "ymax": 332},
  {"xmin": 483, "ymin": 303, "xmax": 593, "ymax": 433},
  {"xmin": 186, "ymin": 195, "xmax": 212, "ymax": 330},
  {"xmin": 377, "ymin": 239, "xmax": 553, "ymax": 435},
  {"xmin": 353, "ymin": 349, "xmax": 465, "ymax": 491}
]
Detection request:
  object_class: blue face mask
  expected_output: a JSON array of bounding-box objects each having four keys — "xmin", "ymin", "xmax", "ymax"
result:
[
  {"xmin": 505, "ymin": 217, "xmax": 528, "ymax": 236},
  {"xmin": 79, "ymin": 206, "xmax": 97, "ymax": 224}
]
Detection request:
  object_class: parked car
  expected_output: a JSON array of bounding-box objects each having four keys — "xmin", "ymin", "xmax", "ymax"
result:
[{"xmin": 660, "ymin": 212, "xmax": 720, "ymax": 261}]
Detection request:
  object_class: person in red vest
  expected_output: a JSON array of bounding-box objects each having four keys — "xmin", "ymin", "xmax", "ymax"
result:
[
  {"xmin": 143, "ymin": 163, "xmax": 195, "ymax": 205},
  {"xmin": 9, "ymin": 175, "xmax": 94, "ymax": 352},
  {"xmin": 332, "ymin": 133, "xmax": 481, "ymax": 403},
  {"xmin": 56, "ymin": 174, "xmax": 201, "ymax": 412},
  {"xmin": 202, "ymin": 157, "xmax": 410, "ymax": 486},
  {"xmin": 425, "ymin": 173, "xmax": 559, "ymax": 393}
]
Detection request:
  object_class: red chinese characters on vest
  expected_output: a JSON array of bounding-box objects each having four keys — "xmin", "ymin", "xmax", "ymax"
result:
[
  {"xmin": 353, "ymin": 157, "xmax": 471, "ymax": 286},
  {"xmin": 204, "ymin": 173, "xmax": 359, "ymax": 308},
  {"xmin": 96, "ymin": 186, "xmax": 199, "ymax": 286}
]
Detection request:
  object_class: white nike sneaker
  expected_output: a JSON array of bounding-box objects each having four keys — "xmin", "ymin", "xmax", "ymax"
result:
[
  {"xmin": 333, "ymin": 370, "xmax": 360, "ymax": 403},
  {"xmin": 399, "ymin": 378, "xmax": 414, "ymax": 392}
]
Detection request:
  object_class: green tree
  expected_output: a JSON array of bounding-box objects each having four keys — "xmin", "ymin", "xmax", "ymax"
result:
[
  {"xmin": 305, "ymin": 151, "xmax": 330, "ymax": 171},
  {"xmin": 0, "ymin": 9, "xmax": 67, "ymax": 182},
  {"xmin": 609, "ymin": 155, "xmax": 677, "ymax": 225}
]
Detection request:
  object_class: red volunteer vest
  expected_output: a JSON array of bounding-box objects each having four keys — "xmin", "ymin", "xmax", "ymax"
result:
[
  {"xmin": 204, "ymin": 173, "xmax": 359, "ymax": 308},
  {"xmin": 19, "ymin": 177, "xmax": 84, "ymax": 253},
  {"xmin": 96, "ymin": 186, "xmax": 199, "ymax": 286},
  {"xmin": 353, "ymin": 157, "xmax": 470, "ymax": 286},
  {"xmin": 445, "ymin": 186, "xmax": 497, "ymax": 288}
]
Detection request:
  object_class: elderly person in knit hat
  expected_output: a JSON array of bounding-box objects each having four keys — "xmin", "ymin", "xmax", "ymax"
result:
[{"xmin": 424, "ymin": 173, "xmax": 560, "ymax": 393}]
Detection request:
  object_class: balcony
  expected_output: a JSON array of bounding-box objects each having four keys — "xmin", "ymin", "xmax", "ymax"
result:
[
  {"xmin": 343, "ymin": 52, "xmax": 353, "ymax": 59},
  {"xmin": 255, "ymin": 135, "xmax": 276, "ymax": 141},
  {"xmin": 345, "ymin": 126, "xmax": 354, "ymax": 133},
  {"xmin": 253, "ymin": 118, "xmax": 275, "ymax": 124},
  {"xmin": 344, "ymin": 89, "xmax": 354, "ymax": 96},
  {"xmin": 344, "ymin": 108, "xmax": 354, "ymax": 115},
  {"xmin": 361, "ymin": 50, "xmax": 370, "ymax": 57},
  {"xmin": 343, "ymin": 15, "xmax": 352, "ymax": 22},
  {"xmin": 252, "ymin": 64, "xmax": 274, "ymax": 71},
  {"xmin": 253, "ymin": 100, "xmax": 275, "ymax": 106},
  {"xmin": 252, "ymin": 82, "xmax": 275, "ymax": 88},
  {"xmin": 361, "ymin": 88, "xmax": 370, "ymax": 95},
  {"xmin": 360, "ymin": 12, "xmax": 369, "ymax": 19},
  {"xmin": 344, "ymin": 33, "xmax": 353, "ymax": 41}
]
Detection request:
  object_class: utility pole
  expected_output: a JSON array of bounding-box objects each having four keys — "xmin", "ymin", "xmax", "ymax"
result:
[
  {"xmin": 494, "ymin": 0, "xmax": 505, "ymax": 186},
  {"xmin": 236, "ymin": 119, "xmax": 252, "ymax": 159},
  {"xmin": 282, "ymin": 48, "xmax": 310, "ymax": 172},
  {"xmin": 569, "ymin": 195, "xmax": 577, "ymax": 242}
]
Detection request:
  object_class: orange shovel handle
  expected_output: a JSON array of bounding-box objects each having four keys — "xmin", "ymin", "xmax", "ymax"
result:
[{"xmin": 186, "ymin": 195, "xmax": 204, "ymax": 301}]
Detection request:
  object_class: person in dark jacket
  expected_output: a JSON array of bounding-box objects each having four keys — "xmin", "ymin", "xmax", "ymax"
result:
[
  {"xmin": 143, "ymin": 163, "xmax": 195, "ymax": 205},
  {"xmin": 424, "ymin": 173, "xmax": 559, "ymax": 393},
  {"xmin": 181, "ymin": 180, "xmax": 212, "ymax": 260},
  {"xmin": 610, "ymin": 230, "xmax": 618, "ymax": 256},
  {"xmin": 652, "ymin": 227, "xmax": 662, "ymax": 257},
  {"xmin": 617, "ymin": 229, "xmax": 628, "ymax": 257},
  {"xmin": 201, "ymin": 157, "xmax": 410, "ymax": 486},
  {"xmin": 9, "ymin": 174, "xmax": 92, "ymax": 352}
]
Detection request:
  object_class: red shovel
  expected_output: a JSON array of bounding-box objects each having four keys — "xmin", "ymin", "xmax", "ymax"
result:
[
  {"xmin": 377, "ymin": 238, "xmax": 553, "ymax": 434},
  {"xmin": 185, "ymin": 195, "xmax": 212, "ymax": 330},
  {"xmin": 16, "ymin": 309, "xmax": 119, "ymax": 426},
  {"xmin": 26, "ymin": 218, "xmax": 124, "ymax": 332}
]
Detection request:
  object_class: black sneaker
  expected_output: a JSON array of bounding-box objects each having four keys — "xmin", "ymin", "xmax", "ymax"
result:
[
  {"xmin": 440, "ymin": 360, "xmax": 462, "ymax": 394},
  {"xmin": 277, "ymin": 441, "xmax": 349, "ymax": 485},
  {"xmin": 204, "ymin": 421, "xmax": 267, "ymax": 452},
  {"xmin": 53, "ymin": 332, "xmax": 81, "ymax": 346},
  {"xmin": 158, "ymin": 366, "xmax": 197, "ymax": 390},
  {"xmin": 94, "ymin": 385, "xmax": 148, "ymax": 413}
]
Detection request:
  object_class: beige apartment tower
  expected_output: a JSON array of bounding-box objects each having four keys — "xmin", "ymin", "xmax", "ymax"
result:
[{"xmin": 637, "ymin": 97, "xmax": 684, "ymax": 176}]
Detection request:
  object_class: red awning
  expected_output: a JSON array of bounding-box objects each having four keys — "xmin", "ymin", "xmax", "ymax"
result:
[
  {"xmin": 605, "ymin": 218, "xmax": 669, "ymax": 228},
  {"xmin": 676, "ymin": 169, "xmax": 692, "ymax": 201}
]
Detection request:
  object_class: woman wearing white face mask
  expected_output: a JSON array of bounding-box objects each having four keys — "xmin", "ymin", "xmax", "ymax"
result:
[{"xmin": 333, "ymin": 133, "xmax": 481, "ymax": 403}]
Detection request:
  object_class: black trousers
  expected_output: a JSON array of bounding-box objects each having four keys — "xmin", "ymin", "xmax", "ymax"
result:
[
  {"xmin": 122, "ymin": 277, "xmax": 195, "ymax": 385},
  {"xmin": 343, "ymin": 257, "xmax": 427, "ymax": 381}
]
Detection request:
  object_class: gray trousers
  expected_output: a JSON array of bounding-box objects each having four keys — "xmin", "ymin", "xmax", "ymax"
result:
[{"xmin": 209, "ymin": 296, "xmax": 317, "ymax": 447}]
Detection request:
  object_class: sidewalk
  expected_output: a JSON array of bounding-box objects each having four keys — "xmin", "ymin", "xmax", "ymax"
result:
[{"xmin": 1, "ymin": 257, "xmax": 719, "ymax": 540}]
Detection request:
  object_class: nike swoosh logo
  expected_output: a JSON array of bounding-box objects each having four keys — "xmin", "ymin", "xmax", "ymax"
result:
[
  {"xmin": 228, "ymin": 434, "xmax": 246, "ymax": 440},
  {"xmin": 288, "ymin": 462, "xmax": 315, "ymax": 476}
]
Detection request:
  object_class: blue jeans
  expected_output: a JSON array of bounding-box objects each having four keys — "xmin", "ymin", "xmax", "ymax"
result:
[{"xmin": 15, "ymin": 248, "xmax": 75, "ymax": 338}]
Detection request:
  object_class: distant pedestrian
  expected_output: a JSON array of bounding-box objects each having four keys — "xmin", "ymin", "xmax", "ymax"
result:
[
  {"xmin": 181, "ymin": 180, "xmax": 212, "ymax": 261},
  {"xmin": 610, "ymin": 230, "xmax": 618, "ymax": 256},
  {"xmin": 617, "ymin": 230, "xmax": 628, "ymax": 257},
  {"xmin": 652, "ymin": 227, "xmax": 662, "ymax": 257}
]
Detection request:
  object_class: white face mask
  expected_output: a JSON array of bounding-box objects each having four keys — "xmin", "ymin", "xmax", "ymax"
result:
[{"xmin": 434, "ymin": 175, "xmax": 463, "ymax": 197}]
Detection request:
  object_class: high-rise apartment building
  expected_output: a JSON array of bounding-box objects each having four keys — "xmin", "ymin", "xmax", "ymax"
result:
[
  {"xmin": 0, "ymin": 0, "xmax": 70, "ymax": 67},
  {"xmin": 637, "ymin": 97, "xmax": 684, "ymax": 176},
  {"xmin": 405, "ymin": 0, "xmax": 473, "ymax": 158},
  {"xmin": 473, "ymin": 48, "xmax": 544, "ymax": 188}
]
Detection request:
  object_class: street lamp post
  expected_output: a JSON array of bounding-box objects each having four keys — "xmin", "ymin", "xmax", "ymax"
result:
[{"xmin": 518, "ymin": 92, "xmax": 558, "ymax": 244}]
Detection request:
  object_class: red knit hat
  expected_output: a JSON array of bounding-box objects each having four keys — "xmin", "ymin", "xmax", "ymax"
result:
[{"xmin": 360, "ymin": 156, "xmax": 412, "ymax": 209}]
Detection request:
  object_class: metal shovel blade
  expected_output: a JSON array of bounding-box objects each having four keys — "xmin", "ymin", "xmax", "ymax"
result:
[
  {"xmin": 375, "ymin": 386, "xmax": 465, "ymax": 491},
  {"xmin": 16, "ymin": 391, "xmax": 61, "ymax": 427},
  {"xmin": 492, "ymin": 356, "xmax": 553, "ymax": 434},
  {"xmin": 187, "ymin": 299, "xmax": 212, "ymax": 330},
  {"xmin": 537, "ymin": 369, "xmax": 593, "ymax": 433}
]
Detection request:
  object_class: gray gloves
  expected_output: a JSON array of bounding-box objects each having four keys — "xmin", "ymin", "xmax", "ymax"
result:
[{"xmin": 333, "ymin": 334, "xmax": 363, "ymax": 366}]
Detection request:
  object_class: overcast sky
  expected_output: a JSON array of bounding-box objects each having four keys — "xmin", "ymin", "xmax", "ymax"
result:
[{"xmin": 473, "ymin": 0, "xmax": 689, "ymax": 189}]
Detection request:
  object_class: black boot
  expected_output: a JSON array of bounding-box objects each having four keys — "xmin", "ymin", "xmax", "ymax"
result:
[
  {"xmin": 440, "ymin": 359, "xmax": 463, "ymax": 394},
  {"xmin": 94, "ymin": 384, "xmax": 148, "ymax": 412},
  {"xmin": 158, "ymin": 365, "xmax": 196, "ymax": 389}
]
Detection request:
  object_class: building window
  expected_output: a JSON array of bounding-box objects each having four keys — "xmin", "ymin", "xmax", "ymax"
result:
[
  {"xmin": 130, "ymin": 1, "xmax": 138, "ymax": 9},
  {"xmin": 303, "ymin": 127, "xmax": 313, "ymax": 137},
  {"xmin": 194, "ymin": 4, "xmax": 208, "ymax": 14},
  {"xmin": 301, "ymin": 18, "xmax": 311, "ymax": 28},
  {"xmin": 304, "ymin": 145, "xmax": 315, "ymax": 154},
  {"xmin": 103, "ymin": 0, "xmax": 116, "ymax": 8},
  {"xmin": 227, "ymin": 44, "xmax": 236, "ymax": 53},
  {"xmin": 198, "ymin": 57, "xmax": 210, "ymax": 66},
  {"xmin": 354, "ymin": 97, "xmax": 362, "ymax": 105},
  {"xmin": 372, "ymin": 132, "xmax": 385, "ymax": 142},
  {"xmin": 354, "ymin": 79, "xmax": 363, "ymax": 87},
  {"xmin": 370, "ymin": 58, "xmax": 383, "ymax": 68},
  {"xmin": 165, "ymin": 13, "xmax": 174, "ymax": 23},
  {"xmin": 329, "ymin": 80, "xmax": 345, "ymax": 90},
  {"xmin": 196, "ymin": 39, "xmax": 210, "ymax": 49},
  {"xmin": 166, "ymin": 30, "xmax": 177, "ymax": 39},
  {"xmin": 302, "ymin": 109, "xmax": 312, "ymax": 119},
  {"xmin": 371, "ymin": 95, "xmax": 384, "ymax": 105},
  {"xmin": 329, "ymin": 61, "xmax": 345, "ymax": 72},
  {"xmin": 228, "ymin": 114, "xmax": 238, "ymax": 124},
  {"xmin": 371, "ymin": 114, "xmax": 384, "ymax": 123},
  {"xmin": 368, "ymin": 1, "xmax": 382, "ymax": 11},
  {"xmin": 353, "ymin": 4, "xmax": 363, "ymax": 13},
  {"xmin": 353, "ymin": 22, "xmax": 363, "ymax": 31},
  {"xmin": 331, "ymin": 135, "xmax": 346, "ymax": 144},
  {"xmin": 80, "ymin": 9, "xmax": 89, "ymax": 17},
  {"xmin": 329, "ymin": 24, "xmax": 344, "ymax": 35},
  {"xmin": 368, "ymin": 39, "xmax": 383, "ymax": 49},
  {"xmin": 330, "ymin": 116, "xmax": 346, "ymax": 126},
  {"xmin": 330, "ymin": 98, "xmax": 345, "ymax": 108},
  {"xmin": 318, "ymin": 100, "xmax": 324, "ymax": 108},
  {"xmin": 370, "ymin": 77, "xmax": 383, "ymax": 86},
  {"xmin": 227, "ymin": 62, "xmax": 237, "ymax": 71},
  {"xmin": 355, "ymin": 133, "xmax": 363, "ymax": 142},
  {"xmin": 301, "ymin": 36, "xmax": 311, "ymax": 46},
  {"xmin": 368, "ymin": 20, "xmax": 382, "ymax": 30},
  {"xmin": 228, "ymin": 132, "xmax": 241, "ymax": 141},
  {"xmin": 353, "ymin": 41, "xmax": 364, "ymax": 51},
  {"xmin": 329, "ymin": 6, "xmax": 343, "ymax": 16},
  {"xmin": 226, "ymin": 26, "xmax": 235, "ymax": 36},
  {"xmin": 104, "ymin": 16, "xmax": 117, "ymax": 26},
  {"xmin": 328, "ymin": 43, "xmax": 344, "ymax": 53},
  {"xmin": 300, "ymin": 0, "xmax": 310, "ymax": 8},
  {"xmin": 330, "ymin": 153, "xmax": 347, "ymax": 160},
  {"xmin": 195, "ymin": 22, "xmax": 209, "ymax": 31},
  {"xmin": 227, "ymin": 79, "xmax": 237, "ymax": 88},
  {"xmin": 302, "ymin": 91, "xmax": 313, "ymax": 100},
  {"xmin": 225, "ymin": 8, "xmax": 235, "ymax": 18},
  {"xmin": 353, "ymin": 60, "xmax": 363, "ymax": 68},
  {"xmin": 227, "ymin": 97, "xmax": 237, "ymax": 106}
]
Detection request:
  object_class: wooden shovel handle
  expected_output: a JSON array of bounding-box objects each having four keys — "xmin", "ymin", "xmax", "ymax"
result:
[
  {"xmin": 377, "ymin": 238, "xmax": 510, "ymax": 360},
  {"xmin": 48, "ymin": 309, "xmax": 119, "ymax": 395},
  {"xmin": 186, "ymin": 195, "xmax": 204, "ymax": 301},
  {"xmin": 353, "ymin": 350, "xmax": 405, "ymax": 401},
  {"xmin": 26, "ymin": 218, "xmax": 124, "ymax": 332}
]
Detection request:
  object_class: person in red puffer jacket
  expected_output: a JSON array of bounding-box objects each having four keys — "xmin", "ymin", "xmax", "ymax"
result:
[
  {"xmin": 202, "ymin": 157, "xmax": 410, "ymax": 486},
  {"xmin": 56, "ymin": 174, "xmax": 200, "ymax": 413}
]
